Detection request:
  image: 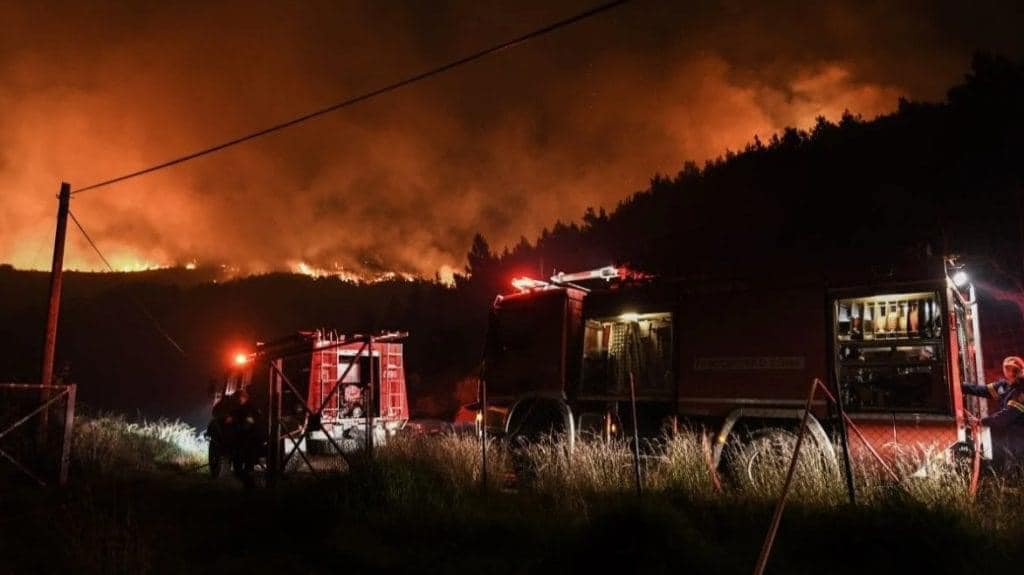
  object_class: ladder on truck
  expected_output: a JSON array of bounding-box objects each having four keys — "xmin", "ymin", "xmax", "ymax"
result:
[
  {"xmin": 379, "ymin": 343, "xmax": 407, "ymax": 419},
  {"xmin": 312, "ymin": 332, "xmax": 343, "ymax": 421}
]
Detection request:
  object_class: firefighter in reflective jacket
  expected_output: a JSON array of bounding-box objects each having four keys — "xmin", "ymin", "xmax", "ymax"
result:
[{"xmin": 962, "ymin": 356, "xmax": 1024, "ymax": 429}]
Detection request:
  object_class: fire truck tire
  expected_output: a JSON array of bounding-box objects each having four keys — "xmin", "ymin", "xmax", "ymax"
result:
[
  {"xmin": 726, "ymin": 428, "xmax": 838, "ymax": 488},
  {"xmin": 505, "ymin": 398, "xmax": 575, "ymax": 449}
]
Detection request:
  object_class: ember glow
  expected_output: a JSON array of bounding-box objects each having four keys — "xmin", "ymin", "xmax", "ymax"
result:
[
  {"xmin": 290, "ymin": 260, "xmax": 416, "ymax": 283},
  {"xmin": 1, "ymin": 2, "xmax": 1022, "ymax": 278}
]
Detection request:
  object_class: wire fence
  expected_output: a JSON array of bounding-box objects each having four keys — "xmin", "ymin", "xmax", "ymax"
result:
[{"xmin": 0, "ymin": 383, "xmax": 76, "ymax": 486}]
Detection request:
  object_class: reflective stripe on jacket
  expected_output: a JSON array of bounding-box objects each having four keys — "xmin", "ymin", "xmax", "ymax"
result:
[{"xmin": 963, "ymin": 379, "xmax": 1024, "ymax": 428}]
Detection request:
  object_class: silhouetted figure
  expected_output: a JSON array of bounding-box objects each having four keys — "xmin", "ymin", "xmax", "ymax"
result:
[{"xmin": 229, "ymin": 388, "xmax": 261, "ymax": 488}]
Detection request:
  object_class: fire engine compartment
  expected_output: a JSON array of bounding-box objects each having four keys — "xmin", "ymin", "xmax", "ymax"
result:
[
  {"xmin": 833, "ymin": 289, "xmax": 950, "ymax": 415},
  {"xmin": 581, "ymin": 312, "xmax": 673, "ymax": 395}
]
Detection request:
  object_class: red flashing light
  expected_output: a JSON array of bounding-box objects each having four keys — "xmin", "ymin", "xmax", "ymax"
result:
[{"xmin": 233, "ymin": 352, "xmax": 250, "ymax": 366}]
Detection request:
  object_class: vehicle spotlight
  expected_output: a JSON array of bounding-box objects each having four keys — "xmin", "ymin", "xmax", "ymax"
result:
[
  {"xmin": 952, "ymin": 270, "xmax": 969, "ymax": 288},
  {"xmin": 233, "ymin": 352, "xmax": 250, "ymax": 366}
]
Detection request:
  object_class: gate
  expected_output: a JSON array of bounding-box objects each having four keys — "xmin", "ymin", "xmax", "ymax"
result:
[{"xmin": 0, "ymin": 383, "xmax": 76, "ymax": 486}]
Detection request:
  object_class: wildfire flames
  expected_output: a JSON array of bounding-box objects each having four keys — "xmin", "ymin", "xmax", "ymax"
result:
[{"xmin": 1, "ymin": 2, "xmax": 1012, "ymax": 279}]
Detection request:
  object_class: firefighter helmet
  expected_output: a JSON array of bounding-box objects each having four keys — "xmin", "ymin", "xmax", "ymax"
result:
[{"xmin": 1002, "ymin": 356, "xmax": 1024, "ymax": 374}]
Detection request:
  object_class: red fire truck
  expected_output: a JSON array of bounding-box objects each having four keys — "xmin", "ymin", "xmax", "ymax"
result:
[
  {"xmin": 480, "ymin": 258, "xmax": 992, "ymax": 465},
  {"xmin": 209, "ymin": 330, "xmax": 409, "ymax": 475}
]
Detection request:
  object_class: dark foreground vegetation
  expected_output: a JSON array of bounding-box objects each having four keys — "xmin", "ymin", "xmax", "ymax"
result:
[{"xmin": 2, "ymin": 416, "xmax": 1021, "ymax": 574}]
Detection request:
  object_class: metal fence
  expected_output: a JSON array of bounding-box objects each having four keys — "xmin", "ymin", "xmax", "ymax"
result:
[{"xmin": 0, "ymin": 383, "xmax": 76, "ymax": 486}]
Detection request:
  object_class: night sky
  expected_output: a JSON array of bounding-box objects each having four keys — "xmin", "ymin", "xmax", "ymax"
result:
[{"xmin": 2, "ymin": 0, "xmax": 1022, "ymax": 279}]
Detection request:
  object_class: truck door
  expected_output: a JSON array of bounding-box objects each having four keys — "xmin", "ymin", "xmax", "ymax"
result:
[{"xmin": 948, "ymin": 282, "xmax": 992, "ymax": 458}]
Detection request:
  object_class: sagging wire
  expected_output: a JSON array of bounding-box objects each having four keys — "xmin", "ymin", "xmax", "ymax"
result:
[
  {"xmin": 70, "ymin": 0, "xmax": 630, "ymax": 196},
  {"xmin": 68, "ymin": 210, "xmax": 187, "ymax": 357}
]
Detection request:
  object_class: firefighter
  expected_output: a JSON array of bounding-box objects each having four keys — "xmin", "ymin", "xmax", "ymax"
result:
[
  {"xmin": 342, "ymin": 383, "xmax": 364, "ymax": 418},
  {"xmin": 229, "ymin": 387, "xmax": 261, "ymax": 488},
  {"xmin": 206, "ymin": 388, "xmax": 238, "ymax": 472},
  {"xmin": 962, "ymin": 355, "xmax": 1024, "ymax": 433}
]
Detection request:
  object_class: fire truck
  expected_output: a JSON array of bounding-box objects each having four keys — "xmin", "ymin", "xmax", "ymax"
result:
[
  {"xmin": 480, "ymin": 258, "xmax": 992, "ymax": 466},
  {"xmin": 208, "ymin": 330, "xmax": 409, "ymax": 476}
]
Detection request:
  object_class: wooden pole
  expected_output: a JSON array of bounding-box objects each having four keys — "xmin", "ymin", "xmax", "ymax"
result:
[{"xmin": 40, "ymin": 182, "xmax": 71, "ymax": 434}]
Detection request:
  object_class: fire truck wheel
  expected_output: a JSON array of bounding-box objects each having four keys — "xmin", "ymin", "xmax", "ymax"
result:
[
  {"xmin": 725, "ymin": 428, "xmax": 836, "ymax": 489},
  {"xmin": 506, "ymin": 398, "xmax": 573, "ymax": 446}
]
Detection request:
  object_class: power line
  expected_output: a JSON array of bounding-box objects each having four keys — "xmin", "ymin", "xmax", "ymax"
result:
[
  {"xmin": 68, "ymin": 210, "xmax": 187, "ymax": 356},
  {"xmin": 71, "ymin": 0, "xmax": 629, "ymax": 196}
]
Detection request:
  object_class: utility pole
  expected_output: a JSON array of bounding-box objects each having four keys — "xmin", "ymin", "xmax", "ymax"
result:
[{"xmin": 40, "ymin": 182, "xmax": 71, "ymax": 430}]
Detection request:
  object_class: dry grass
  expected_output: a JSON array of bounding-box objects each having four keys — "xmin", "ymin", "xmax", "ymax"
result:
[
  {"xmin": 368, "ymin": 432, "xmax": 512, "ymax": 496},
  {"xmin": 68, "ymin": 415, "xmax": 1019, "ymax": 523},
  {"xmin": 5, "ymin": 416, "xmax": 1019, "ymax": 574},
  {"xmin": 72, "ymin": 414, "xmax": 207, "ymax": 474}
]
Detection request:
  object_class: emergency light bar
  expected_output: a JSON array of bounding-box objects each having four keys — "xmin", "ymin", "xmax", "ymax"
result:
[
  {"xmin": 511, "ymin": 277, "xmax": 550, "ymax": 291},
  {"xmin": 550, "ymin": 265, "xmax": 623, "ymax": 284},
  {"xmin": 511, "ymin": 266, "xmax": 650, "ymax": 293}
]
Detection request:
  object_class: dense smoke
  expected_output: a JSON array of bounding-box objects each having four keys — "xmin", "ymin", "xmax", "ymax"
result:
[{"xmin": 1, "ymin": 0, "xmax": 1021, "ymax": 279}]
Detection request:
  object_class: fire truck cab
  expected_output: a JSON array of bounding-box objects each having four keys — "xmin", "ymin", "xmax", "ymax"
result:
[{"xmin": 481, "ymin": 260, "xmax": 992, "ymax": 464}]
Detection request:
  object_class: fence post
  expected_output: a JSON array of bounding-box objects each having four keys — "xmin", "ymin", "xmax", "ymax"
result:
[
  {"xmin": 828, "ymin": 379, "xmax": 857, "ymax": 504},
  {"xmin": 478, "ymin": 368, "xmax": 489, "ymax": 493},
  {"xmin": 58, "ymin": 384, "xmax": 76, "ymax": 485},
  {"xmin": 753, "ymin": 378, "xmax": 819, "ymax": 575},
  {"xmin": 365, "ymin": 337, "xmax": 374, "ymax": 459},
  {"xmin": 629, "ymin": 372, "xmax": 642, "ymax": 498}
]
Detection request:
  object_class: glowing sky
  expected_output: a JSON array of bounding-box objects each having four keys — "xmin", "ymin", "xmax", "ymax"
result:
[{"xmin": 1, "ymin": 1, "xmax": 1021, "ymax": 278}]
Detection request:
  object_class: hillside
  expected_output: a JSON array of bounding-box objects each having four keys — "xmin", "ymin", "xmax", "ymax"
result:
[{"xmin": 465, "ymin": 53, "xmax": 1024, "ymax": 288}]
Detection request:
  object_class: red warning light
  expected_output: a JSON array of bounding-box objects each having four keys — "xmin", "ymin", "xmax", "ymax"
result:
[{"xmin": 511, "ymin": 277, "xmax": 548, "ymax": 291}]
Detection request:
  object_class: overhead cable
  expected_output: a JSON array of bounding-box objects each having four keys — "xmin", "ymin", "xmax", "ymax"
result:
[
  {"xmin": 71, "ymin": 0, "xmax": 629, "ymax": 196},
  {"xmin": 68, "ymin": 210, "xmax": 187, "ymax": 356}
]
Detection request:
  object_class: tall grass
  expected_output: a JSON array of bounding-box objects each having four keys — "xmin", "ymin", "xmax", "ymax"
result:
[
  {"xmin": 73, "ymin": 414, "xmax": 207, "ymax": 475},
  {"xmin": 358, "ymin": 432, "xmax": 512, "ymax": 503},
  {"xmin": 480, "ymin": 428, "xmax": 1019, "ymax": 521},
  {"xmin": 7, "ymin": 416, "xmax": 1017, "ymax": 574},
  {"xmin": 67, "ymin": 414, "xmax": 1017, "ymax": 523}
]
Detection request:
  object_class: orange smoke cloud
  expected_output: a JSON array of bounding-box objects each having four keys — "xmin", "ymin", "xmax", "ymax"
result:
[{"xmin": 1, "ymin": 1, "xmax": 1018, "ymax": 277}]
